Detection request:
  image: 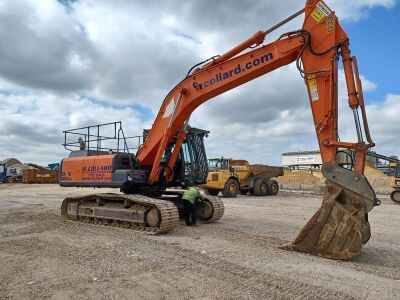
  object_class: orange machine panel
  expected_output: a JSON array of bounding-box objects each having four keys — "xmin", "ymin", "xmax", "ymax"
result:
[{"xmin": 61, "ymin": 155, "xmax": 114, "ymax": 183}]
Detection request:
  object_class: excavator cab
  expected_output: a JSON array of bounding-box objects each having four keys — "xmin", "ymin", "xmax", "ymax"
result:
[{"xmin": 164, "ymin": 127, "xmax": 209, "ymax": 187}]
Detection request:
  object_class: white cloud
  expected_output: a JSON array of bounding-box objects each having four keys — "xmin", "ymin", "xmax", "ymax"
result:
[
  {"xmin": 331, "ymin": 0, "xmax": 396, "ymax": 21},
  {"xmin": 0, "ymin": 91, "xmax": 151, "ymax": 164}
]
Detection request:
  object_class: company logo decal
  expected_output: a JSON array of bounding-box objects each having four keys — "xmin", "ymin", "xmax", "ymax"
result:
[{"xmin": 193, "ymin": 53, "xmax": 274, "ymax": 91}]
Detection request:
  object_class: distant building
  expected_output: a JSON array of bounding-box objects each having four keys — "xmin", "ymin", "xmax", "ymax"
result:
[
  {"xmin": 282, "ymin": 150, "xmax": 378, "ymax": 169},
  {"xmin": 282, "ymin": 151, "xmax": 322, "ymax": 169}
]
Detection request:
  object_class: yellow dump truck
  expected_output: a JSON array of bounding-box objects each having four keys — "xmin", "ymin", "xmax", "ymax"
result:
[
  {"xmin": 200, "ymin": 158, "xmax": 283, "ymax": 198},
  {"xmin": 390, "ymin": 162, "xmax": 400, "ymax": 203}
]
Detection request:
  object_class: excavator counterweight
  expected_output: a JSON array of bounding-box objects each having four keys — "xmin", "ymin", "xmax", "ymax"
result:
[{"xmin": 59, "ymin": 0, "xmax": 379, "ymax": 260}]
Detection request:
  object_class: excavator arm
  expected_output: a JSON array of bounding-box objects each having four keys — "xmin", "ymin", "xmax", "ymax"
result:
[{"xmin": 136, "ymin": 0, "xmax": 379, "ymax": 259}]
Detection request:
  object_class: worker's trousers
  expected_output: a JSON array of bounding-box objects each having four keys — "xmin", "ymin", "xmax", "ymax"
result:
[{"xmin": 182, "ymin": 201, "xmax": 197, "ymax": 226}]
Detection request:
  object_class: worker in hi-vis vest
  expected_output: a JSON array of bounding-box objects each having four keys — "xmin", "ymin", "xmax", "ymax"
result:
[{"xmin": 181, "ymin": 187, "xmax": 203, "ymax": 226}]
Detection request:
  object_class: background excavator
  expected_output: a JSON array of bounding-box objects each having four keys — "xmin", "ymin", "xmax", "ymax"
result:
[{"xmin": 59, "ymin": 0, "xmax": 380, "ymax": 260}]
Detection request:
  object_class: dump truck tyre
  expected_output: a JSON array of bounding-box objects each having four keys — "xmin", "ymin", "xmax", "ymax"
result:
[
  {"xmin": 267, "ymin": 180, "xmax": 279, "ymax": 196},
  {"xmin": 254, "ymin": 179, "xmax": 268, "ymax": 196},
  {"xmin": 208, "ymin": 189, "xmax": 220, "ymax": 196},
  {"xmin": 390, "ymin": 189, "xmax": 400, "ymax": 203},
  {"xmin": 222, "ymin": 179, "xmax": 239, "ymax": 198}
]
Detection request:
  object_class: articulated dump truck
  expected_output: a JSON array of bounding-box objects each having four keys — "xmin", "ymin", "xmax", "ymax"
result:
[{"xmin": 200, "ymin": 158, "xmax": 283, "ymax": 198}]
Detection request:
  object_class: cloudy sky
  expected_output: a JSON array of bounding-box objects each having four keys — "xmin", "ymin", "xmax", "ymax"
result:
[{"xmin": 0, "ymin": 0, "xmax": 399, "ymax": 166}]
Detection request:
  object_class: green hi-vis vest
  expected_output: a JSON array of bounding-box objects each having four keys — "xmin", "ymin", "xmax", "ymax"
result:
[{"xmin": 182, "ymin": 187, "xmax": 202, "ymax": 204}]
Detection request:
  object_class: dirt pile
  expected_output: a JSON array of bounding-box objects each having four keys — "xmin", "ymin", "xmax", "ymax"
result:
[
  {"xmin": 278, "ymin": 169, "xmax": 320, "ymax": 184},
  {"xmin": 365, "ymin": 161, "xmax": 391, "ymax": 181},
  {"xmin": 277, "ymin": 163, "xmax": 393, "ymax": 194},
  {"xmin": 364, "ymin": 161, "xmax": 392, "ymax": 194},
  {"xmin": 275, "ymin": 169, "xmax": 324, "ymax": 193}
]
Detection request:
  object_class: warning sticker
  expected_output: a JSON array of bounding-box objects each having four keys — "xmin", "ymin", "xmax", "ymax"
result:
[
  {"xmin": 311, "ymin": 1, "xmax": 331, "ymax": 22},
  {"xmin": 163, "ymin": 97, "xmax": 175, "ymax": 118},
  {"xmin": 308, "ymin": 75, "xmax": 319, "ymax": 101}
]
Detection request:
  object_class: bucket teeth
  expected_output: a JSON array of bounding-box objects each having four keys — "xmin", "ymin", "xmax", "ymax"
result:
[{"xmin": 280, "ymin": 182, "xmax": 370, "ymax": 260}]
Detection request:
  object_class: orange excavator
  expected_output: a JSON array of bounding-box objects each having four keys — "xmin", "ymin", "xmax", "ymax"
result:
[{"xmin": 60, "ymin": 0, "xmax": 380, "ymax": 260}]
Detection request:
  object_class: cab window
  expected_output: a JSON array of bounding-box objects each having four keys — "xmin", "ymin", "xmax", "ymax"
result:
[
  {"xmin": 182, "ymin": 143, "xmax": 192, "ymax": 175},
  {"xmin": 208, "ymin": 159, "xmax": 228, "ymax": 170},
  {"xmin": 396, "ymin": 164, "xmax": 400, "ymax": 177}
]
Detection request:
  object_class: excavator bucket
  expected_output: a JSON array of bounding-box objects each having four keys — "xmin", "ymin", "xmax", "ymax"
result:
[{"xmin": 280, "ymin": 164, "xmax": 378, "ymax": 260}]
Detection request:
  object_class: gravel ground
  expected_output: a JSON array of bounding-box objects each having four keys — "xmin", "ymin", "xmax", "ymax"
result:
[{"xmin": 0, "ymin": 184, "xmax": 399, "ymax": 299}]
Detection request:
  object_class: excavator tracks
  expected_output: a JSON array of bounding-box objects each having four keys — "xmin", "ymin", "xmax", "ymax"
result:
[
  {"xmin": 61, "ymin": 193, "xmax": 225, "ymax": 234},
  {"xmin": 61, "ymin": 193, "xmax": 179, "ymax": 235},
  {"xmin": 196, "ymin": 195, "xmax": 225, "ymax": 223}
]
